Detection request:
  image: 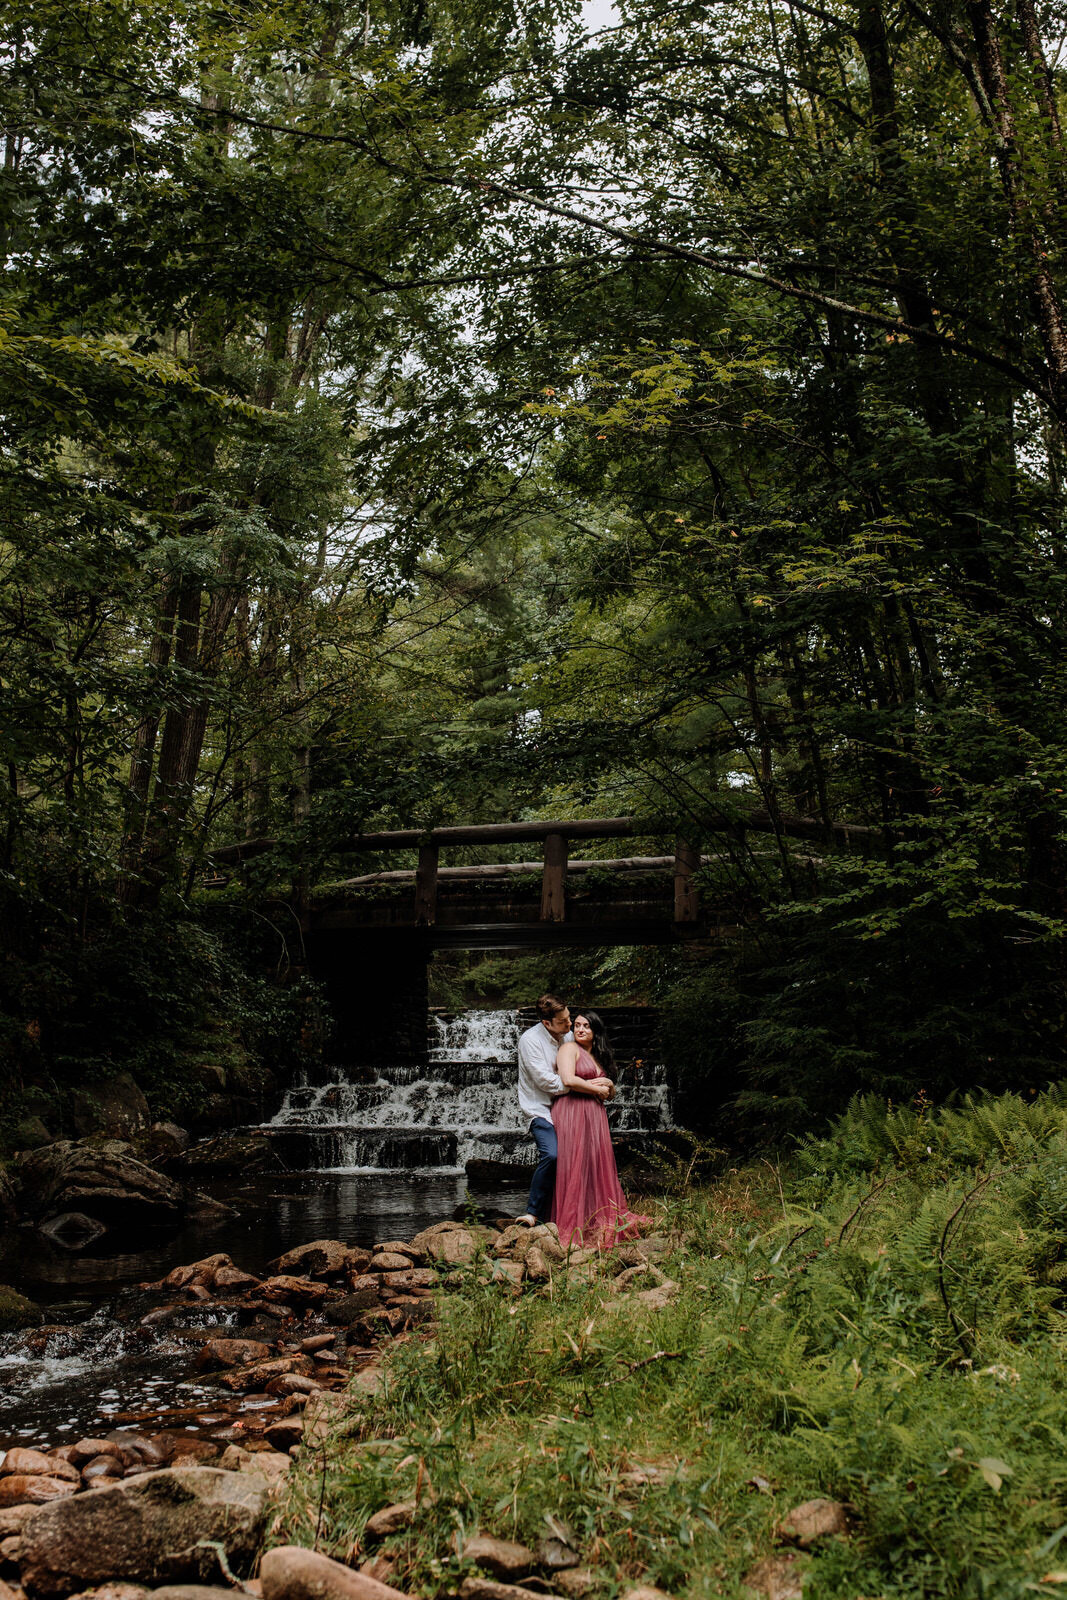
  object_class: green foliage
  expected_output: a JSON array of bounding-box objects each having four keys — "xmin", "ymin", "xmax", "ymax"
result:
[
  {"xmin": 280, "ymin": 1089, "xmax": 1067, "ymax": 1599},
  {"xmin": 0, "ymin": 900, "xmax": 324, "ymax": 1145},
  {"xmin": 5, "ymin": 0, "xmax": 1067, "ymax": 1121}
]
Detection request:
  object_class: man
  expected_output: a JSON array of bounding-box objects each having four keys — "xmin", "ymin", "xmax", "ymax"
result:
[{"xmin": 515, "ymin": 992, "xmax": 614, "ymax": 1226}]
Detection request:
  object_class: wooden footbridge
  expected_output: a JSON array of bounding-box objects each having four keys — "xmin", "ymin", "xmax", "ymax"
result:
[
  {"xmin": 214, "ymin": 817, "xmax": 734, "ymax": 948},
  {"xmin": 210, "ymin": 811, "xmax": 865, "ymax": 1061},
  {"xmin": 211, "ymin": 809, "xmax": 870, "ymax": 950}
]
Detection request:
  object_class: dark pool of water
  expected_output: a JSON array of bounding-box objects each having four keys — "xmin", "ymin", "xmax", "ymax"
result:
[
  {"xmin": 0, "ymin": 1170, "xmax": 527, "ymax": 1451},
  {"xmin": 0, "ymin": 1171, "xmax": 526, "ymax": 1306}
]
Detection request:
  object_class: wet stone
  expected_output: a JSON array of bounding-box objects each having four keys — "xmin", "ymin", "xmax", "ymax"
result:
[
  {"xmin": 0, "ymin": 1452, "xmax": 79, "ymax": 1483},
  {"xmin": 0, "ymin": 1477, "xmax": 79, "ymax": 1508}
]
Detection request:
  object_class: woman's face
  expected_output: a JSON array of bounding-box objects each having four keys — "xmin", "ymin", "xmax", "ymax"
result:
[{"xmin": 573, "ymin": 1015, "xmax": 593, "ymax": 1047}]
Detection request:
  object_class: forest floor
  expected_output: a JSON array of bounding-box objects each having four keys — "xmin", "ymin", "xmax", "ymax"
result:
[{"xmin": 279, "ymin": 1090, "xmax": 1067, "ymax": 1600}]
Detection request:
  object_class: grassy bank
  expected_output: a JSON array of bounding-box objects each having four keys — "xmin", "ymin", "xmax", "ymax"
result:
[{"xmin": 282, "ymin": 1090, "xmax": 1067, "ymax": 1599}]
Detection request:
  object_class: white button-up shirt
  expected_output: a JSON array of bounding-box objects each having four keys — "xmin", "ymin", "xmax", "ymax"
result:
[{"xmin": 516, "ymin": 1022, "xmax": 566, "ymax": 1125}]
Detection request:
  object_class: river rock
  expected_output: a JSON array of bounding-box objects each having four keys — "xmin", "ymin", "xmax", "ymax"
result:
[
  {"xmin": 259, "ymin": 1276, "xmax": 329, "ymax": 1308},
  {"xmin": 160, "ymin": 1254, "xmax": 232, "ymax": 1292},
  {"xmin": 371, "ymin": 1241, "xmax": 422, "ymax": 1263},
  {"xmin": 325, "ymin": 1282, "xmax": 380, "ymax": 1323},
  {"xmin": 0, "ymin": 1477, "xmax": 78, "ymax": 1509},
  {"xmin": 379, "ymin": 1269, "xmax": 435, "ymax": 1292},
  {"xmin": 267, "ymin": 1374, "xmax": 320, "ymax": 1397},
  {"xmin": 367, "ymin": 1252, "xmax": 411, "ymax": 1273},
  {"xmin": 0, "ymin": 1453, "xmax": 78, "ymax": 1484},
  {"xmin": 137, "ymin": 1122, "xmax": 191, "ymax": 1163},
  {"xmin": 149, "ymin": 1588, "xmax": 240, "ymax": 1600},
  {"xmin": 175, "ymin": 1132, "xmax": 280, "ymax": 1177},
  {"xmin": 270, "ymin": 1241, "xmax": 350, "ymax": 1280},
  {"xmin": 364, "ymin": 1501, "xmax": 417, "ymax": 1540},
  {"xmin": 0, "ymin": 1504, "xmax": 43, "ymax": 1535},
  {"xmin": 260, "ymin": 1544, "xmax": 411, "ymax": 1600},
  {"xmin": 300, "ymin": 1334, "xmax": 337, "ymax": 1354},
  {"xmin": 359, "ymin": 1558, "xmax": 398, "ymax": 1586},
  {"xmin": 775, "ymin": 1498, "xmax": 848, "ymax": 1547},
  {"xmin": 150, "ymin": 1588, "xmax": 248, "ymax": 1600},
  {"xmin": 264, "ymin": 1417, "xmax": 304, "ymax": 1452},
  {"xmin": 217, "ymin": 1447, "xmax": 290, "ymax": 1488},
  {"xmin": 419, "ymin": 1229, "xmax": 478, "ymax": 1266},
  {"xmin": 105, "ymin": 1435, "xmax": 167, "ymax": 1468},
  {"xmin": 68, "ymin": 1586, "xmax": 149, "ymax": 1600},
  {"xmin": 459, "ymin": 1582, "xmax": 538, "ymax": 1600},
  {"xmin": 0, "ymin": 1285, "xmax": 43, "ymax": 1332},
  {"xmin": 553, "ymin": 1571, "xmax": 597, "ymax": 1597},
  {"xmin": 302, "ymin": 1391, "xmax": 354, "ymax": 1444},
  {"xmin": 216, "ymin": 1356, "xmax": 307, "ymax": 1393},
  {"xmin": 165, "ymin": 1440, "xmax": 218, "ymax": 1466},
  {"xmin": 212, "ymin": 1265, "xmax": 259, "ymax": 1292},
  {"xmin": 82, "ymin": 1458, "xmax": 124, "ymax": 1483},
  {"xmin": 66, "ymin": 1441, "xmax": 121, "ymax": 1468},
  {"xmin": 15, "ymin": 1142, "xmax": 185, "ymax": 1228},
  {"xmin": 18, "ymin": 1467, "xmax": 267, "ymax": 1595},
  {"xmin": 196, "ymin": 1338, "xmax": 273, "ymax": 1370},
  {"xmin": 462, "ymin": 1538, "xmax": 536, "ymax": 1579}
]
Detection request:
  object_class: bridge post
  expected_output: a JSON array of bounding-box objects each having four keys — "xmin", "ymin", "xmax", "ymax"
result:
[
  {"xmin": 415, "ymin": 843, "xmax": 439, "ymax": 925},
  {"xmin": 674, "ymin": 836, "xmax": 700, "ymax": 922},
  {"xmin": 540, "ymin": 831, "xmax": 568, "ymax": 922}
]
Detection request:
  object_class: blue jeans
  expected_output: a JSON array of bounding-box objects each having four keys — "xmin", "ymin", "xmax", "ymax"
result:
[{"xmin": 527, "ymin": 1116, "xmax": 557, "ymax": 1221}]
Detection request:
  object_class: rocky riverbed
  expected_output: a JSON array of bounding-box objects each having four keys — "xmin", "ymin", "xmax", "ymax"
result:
[{"xmin": 0, "ymin": 1212, "xmax": 675, "ymax": 1600}]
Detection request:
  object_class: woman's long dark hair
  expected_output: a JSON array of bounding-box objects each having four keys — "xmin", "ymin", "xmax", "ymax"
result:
[{"xmin": 575, "ymin": 1010, "xmax": 616, "ymax": 1081}]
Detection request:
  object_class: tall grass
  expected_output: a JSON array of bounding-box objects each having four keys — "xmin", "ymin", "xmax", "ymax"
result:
[{"xmin": 281, "ymin": 1088, "xmax": 1067, "ymax": 1599}]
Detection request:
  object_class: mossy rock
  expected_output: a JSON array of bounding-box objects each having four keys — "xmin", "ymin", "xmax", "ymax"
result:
[
  {"xmin": 13, "ymin": 1116, "xmax": 53, "ymax": 1150},
  {"xmin": 0, "ymin": 1283, "xmax": 43, "ymax": 1331}
]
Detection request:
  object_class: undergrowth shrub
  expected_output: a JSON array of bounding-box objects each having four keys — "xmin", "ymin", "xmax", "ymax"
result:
[{"xmin": 280, "ymin": 1088, "xmax": 1067, "ymax": 1600}]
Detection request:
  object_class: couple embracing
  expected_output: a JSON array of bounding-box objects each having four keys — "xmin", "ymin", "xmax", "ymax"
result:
[{"xmin": 515, "ymin": 993, "xmax": 647, "ymax": 1247}]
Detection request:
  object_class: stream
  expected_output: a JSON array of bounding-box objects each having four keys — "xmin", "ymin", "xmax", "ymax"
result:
[{"xmin": 0, "ymin": 1010, "xmax": 675, "ymax": 1451}]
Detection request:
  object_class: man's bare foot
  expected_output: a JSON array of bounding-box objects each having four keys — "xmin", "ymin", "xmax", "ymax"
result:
[{"xmin": 515, "ymin": 1213, "xmax": 539, "ymax": 1227}]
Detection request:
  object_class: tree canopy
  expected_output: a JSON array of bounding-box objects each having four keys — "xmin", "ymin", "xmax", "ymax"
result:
[{"xmin": 3, "ymin": 0, "xmax": 1067, "ymax": 1130}]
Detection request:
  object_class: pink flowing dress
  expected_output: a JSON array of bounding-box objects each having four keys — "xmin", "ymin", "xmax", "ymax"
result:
[{"xmin": 550, "ymin": 1047, "xmax": 649, "ymax": 1248}]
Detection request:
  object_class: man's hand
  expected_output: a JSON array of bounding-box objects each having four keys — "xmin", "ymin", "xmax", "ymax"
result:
[{"xmin": 591, "ymin": 1079, "xmax": 614, "ymax": 1100}]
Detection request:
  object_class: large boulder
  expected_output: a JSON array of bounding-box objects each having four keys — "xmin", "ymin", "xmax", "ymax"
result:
[
  {"xmin": 18, "ymin": 1467, "xmax": 267, "ymax": 1596},
  {"xmin": 70, "ymin": 1075, "xmax": 151, "ymax": 1142},
  {"xmin": 15, "ymin": 1141, "xmax": 186, "ymax": 1228},
  {"xmin": 175, "ymin": 1131, "xmax": 281, "ymax": 1177}
]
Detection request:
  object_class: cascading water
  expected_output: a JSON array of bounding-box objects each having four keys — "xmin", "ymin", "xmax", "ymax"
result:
[{"xmin": 266, "ymin": 1008, "xmax": 675, "ymax": 1175}]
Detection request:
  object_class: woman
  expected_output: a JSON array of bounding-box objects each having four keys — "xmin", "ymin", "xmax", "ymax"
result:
[{"xmin": 551, "ymin": 1011, "xmax": 649, "ymax": 1248}]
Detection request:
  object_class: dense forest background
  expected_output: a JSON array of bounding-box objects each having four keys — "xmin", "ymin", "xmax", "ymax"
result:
[{"xmin": 3, "ymin": 0, "xmax": 1067, "ymax": 1147}]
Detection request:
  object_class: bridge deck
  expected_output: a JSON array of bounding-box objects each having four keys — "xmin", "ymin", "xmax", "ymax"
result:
[{"xmin": 301, "ymin": 871, "xmax": 742, "ymax": 947}]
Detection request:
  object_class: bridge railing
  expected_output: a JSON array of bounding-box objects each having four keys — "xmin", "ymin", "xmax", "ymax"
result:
[
  {"xmin": 328, "ymin": 819, "xmax": 701, "ymax": 928},
  {"xmin": 209, "ymin": 808, "xmax": 873, "ymax": 928}
]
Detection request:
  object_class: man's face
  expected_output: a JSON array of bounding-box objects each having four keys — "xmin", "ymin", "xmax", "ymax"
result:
[{"xmin": 545, "ymin": 1006, "xmax": 571, "ymax": 1040}]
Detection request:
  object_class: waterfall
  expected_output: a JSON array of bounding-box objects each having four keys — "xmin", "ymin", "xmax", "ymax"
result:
[{"xmin": 266, "ymin": 1009, "xmax": 674, "ymax": 1175}]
